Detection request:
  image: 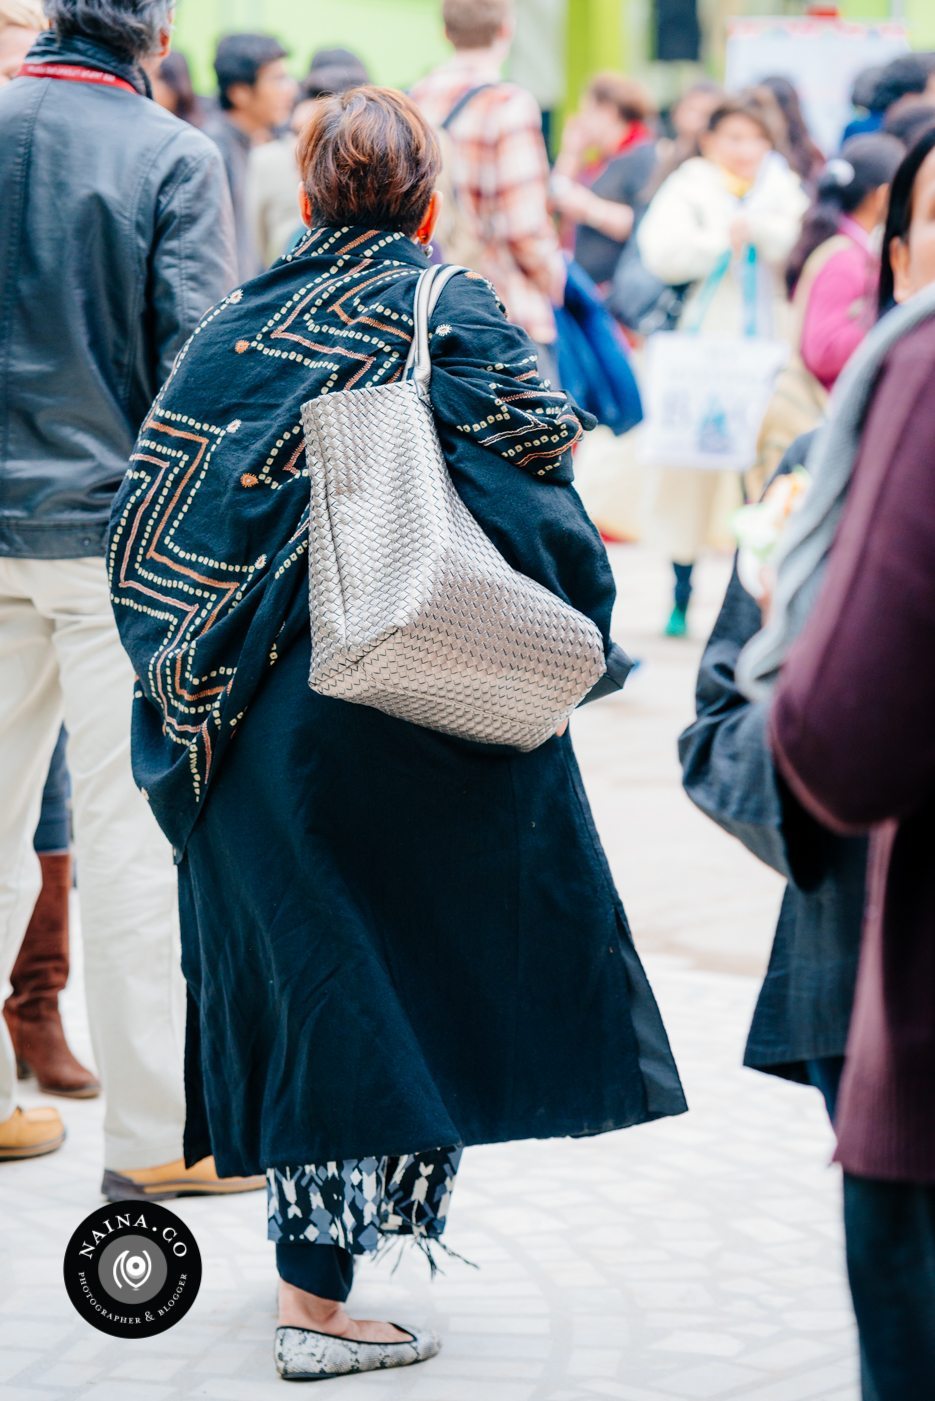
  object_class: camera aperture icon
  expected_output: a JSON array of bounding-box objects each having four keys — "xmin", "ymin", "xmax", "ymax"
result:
[
  {"xmin": 97, "ymin": 1233, "xmax": 167, "ymax": 1304},
  {"xmin": 114, "ymin": 1247, "xmax": 153, "ymax": 1291}
]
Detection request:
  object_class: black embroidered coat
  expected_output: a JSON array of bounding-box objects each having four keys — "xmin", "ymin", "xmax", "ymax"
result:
[{"xmin": 108, "ymin": 226, "xmax": 686, "ymax": 1175}]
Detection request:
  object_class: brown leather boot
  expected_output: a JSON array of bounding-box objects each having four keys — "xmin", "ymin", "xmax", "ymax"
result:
[{"xmin": 3, "ymin": 852, "xmax": 101, "ymax": 1099}]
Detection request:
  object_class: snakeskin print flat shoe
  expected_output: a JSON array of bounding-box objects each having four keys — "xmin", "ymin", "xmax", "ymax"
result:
[{"xmin": 274, "ymin": 1323, "xmax": 441, "ymax": 1381}]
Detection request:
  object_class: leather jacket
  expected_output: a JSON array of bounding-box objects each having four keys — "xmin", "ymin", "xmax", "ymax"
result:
[{"xmin": 0, "ymin": 32, "xmax": 237, "ymax": 557}]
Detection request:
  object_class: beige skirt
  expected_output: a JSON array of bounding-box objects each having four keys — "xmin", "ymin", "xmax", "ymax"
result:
[{"xmin": 644, "ymin": 465, "xmax": 745, "ymax": 563}]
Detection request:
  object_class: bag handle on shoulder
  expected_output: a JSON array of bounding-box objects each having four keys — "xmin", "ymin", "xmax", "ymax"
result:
[
  {"xmin": 404, "ymin": 264, "xmax": 465, "ymax": 386},
  {"xmin": 441, "ymin": 83, "xmax": 496, "ymax": 131}
]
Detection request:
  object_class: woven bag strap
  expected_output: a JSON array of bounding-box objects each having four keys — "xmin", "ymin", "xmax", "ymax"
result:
[{"xmin": 405, "ymin": 263, "xmax": 466, "ymax": 386}]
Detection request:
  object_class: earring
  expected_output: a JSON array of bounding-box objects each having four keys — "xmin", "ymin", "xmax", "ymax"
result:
[{"xmin": 422, "ymin": 241, "xmax": 435, "ymax": 258}]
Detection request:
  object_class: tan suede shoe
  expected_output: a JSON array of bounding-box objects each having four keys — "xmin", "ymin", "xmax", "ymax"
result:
[
  {"xmin": 101, "ymin": 1154, "xmax": 265, "ymax": 1202},
  {"xmin": 0, "ymin": 1105, "xmax": 66, "ymax": 1160}
]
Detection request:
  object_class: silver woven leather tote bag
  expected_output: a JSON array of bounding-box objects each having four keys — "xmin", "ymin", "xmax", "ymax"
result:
[{"xmin": 301, "ymin": 263, "xmax": 606, "ymax": 751}]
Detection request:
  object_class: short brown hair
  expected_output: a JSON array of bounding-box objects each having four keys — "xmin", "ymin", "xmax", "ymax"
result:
[
  {"xmin": 297, "ymin": 86, "xmax": 441, "ymax": 237},
  {"xmin": 587, "ymin": 73, "xmax": 655, "ymax": 125},
  {"xmin": 443, "ymin": 0, "xmax": 512, "ymax": 50}
]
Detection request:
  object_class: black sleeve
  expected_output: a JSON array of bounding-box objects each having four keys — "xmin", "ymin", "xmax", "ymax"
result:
[{"xmin": 428, "ymin": 272, "xmax": 632, "ymax": 703}]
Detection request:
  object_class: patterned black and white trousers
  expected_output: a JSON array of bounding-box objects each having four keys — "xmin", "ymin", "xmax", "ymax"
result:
[{"xmin": 268, "ymin": 1146, "xmax": 463, "ymax": 1301}]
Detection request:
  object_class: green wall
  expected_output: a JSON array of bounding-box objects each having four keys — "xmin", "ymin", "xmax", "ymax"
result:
[
  {"xmin": 174, "ymin": 0, "xmax": 450, "ymax": 93},
  {"xmin": 564, "ymin": 0, "xmax": 626, "ymax": 117},
  {"xmin": 175, "ymin": 1, "xmax": 935, "ymax": 101},
  {"xmin": 841, "ymin": 0, "xmax": 935, "ymax": 44},
  {"xmin": 902, "ymin": 0, "xmax": 935, "ymax": 47}
]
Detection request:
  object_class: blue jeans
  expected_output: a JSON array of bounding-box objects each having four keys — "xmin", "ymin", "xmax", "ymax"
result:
[
  {"xmin": 34, "ymin": 728, "xmax": 69, "ymax": 854},
  {"xmin": 844, "ymin": 1174, "xmax": 935, "ymax": 1400}
]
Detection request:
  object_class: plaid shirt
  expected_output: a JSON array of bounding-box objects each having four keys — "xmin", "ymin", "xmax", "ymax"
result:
[{"xmin": 411, "ymin": 58, "xmax": 561, "ymax": 345}]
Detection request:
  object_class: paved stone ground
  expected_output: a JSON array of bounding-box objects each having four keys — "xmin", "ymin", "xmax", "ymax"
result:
[{"xmin": 0, "ymin": 546, "xmax": 859, "ymax": 1400}]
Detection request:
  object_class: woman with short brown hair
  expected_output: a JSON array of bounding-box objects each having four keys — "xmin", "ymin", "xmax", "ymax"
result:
[{"xmin": 108, "ymin": 84, "xmax": 685, "ymax": 1382}]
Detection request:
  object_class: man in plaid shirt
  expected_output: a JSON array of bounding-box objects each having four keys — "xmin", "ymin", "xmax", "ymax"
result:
[{"xmin": 411, "ymin": 0, "xmax": 565, "ymax": 373}]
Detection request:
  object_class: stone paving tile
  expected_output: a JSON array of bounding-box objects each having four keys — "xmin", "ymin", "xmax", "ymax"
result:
[
  {"xmin": 0, "ymin": 957, "xmax": 863, "ymax": 1401},
  {"xmin": 0, "ymin": 550, "xmax": 861, "ymax": 1399}
]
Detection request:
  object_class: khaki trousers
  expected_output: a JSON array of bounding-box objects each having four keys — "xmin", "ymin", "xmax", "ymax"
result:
[{"xmin": 0, "ymin": 556, "xmax": 186, "ymax": 1169}]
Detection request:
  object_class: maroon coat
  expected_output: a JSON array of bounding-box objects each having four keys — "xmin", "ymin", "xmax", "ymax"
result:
[{"xmin": 770, "ymin": 314, "xmax": 935, "ymax": 1184}]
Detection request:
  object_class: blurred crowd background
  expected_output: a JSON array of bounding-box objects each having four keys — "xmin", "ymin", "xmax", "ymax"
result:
[
  {"xmin": 166, "ymin": 1, "xmax": 935, "ymax": 119},
  {"xmin": 120, "ymin": 0, "xmax": 935, "ymax": 636}
]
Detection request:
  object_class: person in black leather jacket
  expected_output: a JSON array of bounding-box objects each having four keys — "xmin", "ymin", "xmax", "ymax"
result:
[
  {"xmin": 0, "ymin": 7, "xmax": 236, "ymax": 555},
  {"xmin": 0, "ymin": 0, "xmax": 260, "ymax": 1205}
]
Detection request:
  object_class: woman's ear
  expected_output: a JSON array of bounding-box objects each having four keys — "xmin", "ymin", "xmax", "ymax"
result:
[
  {"xmin": 414, "ymin": 191, "xmax": 442, "ymax": 248},
  {"xmin": 890, "ymin": 235, "xmax": 912, "ymax": 304},
  {"xmin": 297, "ymin": 183, "xmax": 313, "ymax": 229}
]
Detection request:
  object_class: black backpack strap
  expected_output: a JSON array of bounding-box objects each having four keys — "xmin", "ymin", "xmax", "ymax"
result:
[{"xmin": 441, "ymin": 83, "xmax": 496, "ymax": 131}]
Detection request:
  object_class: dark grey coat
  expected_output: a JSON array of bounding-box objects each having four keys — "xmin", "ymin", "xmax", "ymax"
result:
[
  {"xmin": 678, "ymin": 439, "xmax": 866, "ymax": 1083},
  {"xmin": 0, "ymin": 32, "xmax": 236, "ymax": 558}
]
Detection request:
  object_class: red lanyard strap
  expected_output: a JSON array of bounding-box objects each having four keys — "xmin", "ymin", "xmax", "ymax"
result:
[{"xmin": 18, "ymin": 62, "xmax": 137, "ymax": 95}]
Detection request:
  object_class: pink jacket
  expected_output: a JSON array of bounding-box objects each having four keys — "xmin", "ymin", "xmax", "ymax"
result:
[{"xmin": 799, "ymin": 220, "xmax": 879, "ymax": 391}]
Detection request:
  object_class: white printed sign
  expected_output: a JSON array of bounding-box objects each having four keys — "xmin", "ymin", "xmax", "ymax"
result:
[
  {"xmin": 726, "ymin": 17, "xmax": 910, "ymax": 153},
  {"xmin": 641, "ymin": 333, "xmax": 788, "ymax": 473}
]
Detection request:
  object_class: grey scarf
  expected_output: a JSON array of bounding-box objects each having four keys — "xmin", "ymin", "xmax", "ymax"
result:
[{"xmin": 736, "ymin": 279, "xmax": 935, "ymax": 702}]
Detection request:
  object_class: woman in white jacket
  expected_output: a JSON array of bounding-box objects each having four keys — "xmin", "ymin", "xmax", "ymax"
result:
[{"xmin": 638, "ymin": 92, "xmax": 808, "ymax": 636}]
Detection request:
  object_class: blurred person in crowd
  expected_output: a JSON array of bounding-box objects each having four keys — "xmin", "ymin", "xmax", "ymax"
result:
[
  {"xmin": 637, "ymin": 93, "xmax": 807, "ymax": 637},
  {"xmin": 761, "ymin": 74, "xmax": 824, "ymax": 187},
  {"xmin": 149, "ymin": 49, "xmax": 201, "ymax": 124},
  {"xmin": 0, "ymin": 0, "xmax": 262, "ymax": 1204},
  {"xmin": 250, "ymin": 45, "xmax": 370, "ymax": 268},
  {"xmin": 754, "ymin": 134, "xmax": 903, "ymax": 489},
  {"xmin": 741, "ymin": 83, "xmax": 796, "ymax": 169},
  {"xmin": 651, "ymin": 79, "xmax": 723, "ymax": 190},
  {"xmin": 0, "ymin": 0, "xmax": 96, "ymax": 1112},
  {"xmin": 739, "ymin": 124, "xmax": 935, "ymax": 1401},
  {"xmin": 786, "ymin": 137, "xmax": 902, "ymax": 384},
  {"xmin": 0, "ymin": 0, "xmax": 41, "ymax": 81},
  {"xmin": 205, "ymin": 32, "xmax": 297, "ymax": 280},
  {"xmin": 842, "ymin": 51, "xmax": 935, "ymax": 143},
  {"xmin": 552, "ymin": 73, "xmax": 656, "ymax": 289},
  {"xmin": 684, "ymin": 200, "xmax": 932, "ymax": 1123},
  {"xmin": 842, "ymin": 64, "xmax": 885, "ymax": 142},
  {"xmin": 569, "ymin": 81, "xmax": 722, "ymax": 547},
  {"xmin": 680, "ymin": 429, "xmax": 865, "ymax": 1130},
  {"xmin": 108, "ymin": 85, "xmax": 684, "ymax": 1380},
  {"xmin": 303, "ymin": 45, "xmax": 370, "ymax": 100},
  {"xmin": 882, "ymin": 92, "xmax": 935, "ymax": 149},
  {"xmin": 411, "ymin": 0, "xmax": 565, "ymax": 378}
]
